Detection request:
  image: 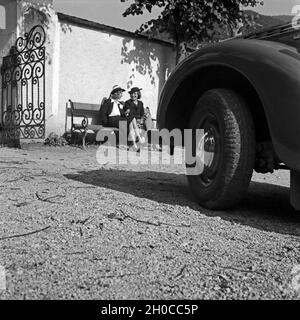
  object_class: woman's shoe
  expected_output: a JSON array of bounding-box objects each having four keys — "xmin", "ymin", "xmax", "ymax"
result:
[
  {"xmin": 151, "ymin": 144, "xmax": 162, "ymax": 151},
  {"xmin": 131, "ymin": 144, "xmax": 141, "ymax": 153},
  {"xmin": 118, "ymin": 145, "xmax": 129, "ymax": 151},
  {"xmin": 139, "ymin": 136, "xmax": 146, "ymax": 144}
]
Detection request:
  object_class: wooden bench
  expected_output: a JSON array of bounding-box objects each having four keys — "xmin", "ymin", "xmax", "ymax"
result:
[
  {"xmin": 66, "ymin": 99, "xmax": 118, "ymax": 148},
  {"xmin": 66, "ymin": 99, "xmax": 161, "ymax": 150}
]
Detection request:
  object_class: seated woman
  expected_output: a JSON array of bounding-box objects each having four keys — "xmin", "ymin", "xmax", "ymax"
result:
[
  {"xmin": 99, "ymin": 85, "xmax": 143, "ymax": 150},
  {"xmin": 124, "ymin": 87, "xmax": 153, "ymax": 135}
]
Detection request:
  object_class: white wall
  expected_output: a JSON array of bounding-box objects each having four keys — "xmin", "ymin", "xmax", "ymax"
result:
[
  {"xmin": 0, "ymin": 0, "xmax": 17, "ymax": 56},
  {"xmin": 55, "ymin": 21, "xmax": 176, "ymax": 135},
  {"xmin": 0, "ymin": 5, "xmax": 6, "ymax": 29}
]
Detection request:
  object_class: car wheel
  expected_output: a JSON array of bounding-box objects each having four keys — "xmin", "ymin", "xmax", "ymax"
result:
[{"xmin": 186, "ymin": 88, "xmax": 255, "ymax": 210}]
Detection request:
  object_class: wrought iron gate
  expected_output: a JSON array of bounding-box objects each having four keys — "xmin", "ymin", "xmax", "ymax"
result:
[{"xmin": 0, "ymin": 25, "xmax": 46, "ymax": 142}]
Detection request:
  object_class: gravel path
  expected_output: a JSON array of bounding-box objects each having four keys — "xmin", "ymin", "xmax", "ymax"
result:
[{"xmin": 0, "ymin": 143, "xmax": 300, "ymax": 300}]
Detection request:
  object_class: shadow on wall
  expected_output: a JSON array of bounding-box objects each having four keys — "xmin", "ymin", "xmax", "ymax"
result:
[
  {"xmin": 18, "ymin": 2, "xmax": 72, "ymax": 65},
  {"xmin": 18, "ymin": 3, "xmax": 52, "ymax": 65},
  {"xmin": 121, "ymin": 37, "xmax": 174, "ymax": 95},
  {"xmin": 21, "ymin": 4, "xmax": 73, "ymax": 35},
  {"xmin": 60, "ymin": 21, "xmax": 72, "ymax": 34},
  {"xmin": 20, "ymin": 4, "xmax": 73, "ymax": 66}
]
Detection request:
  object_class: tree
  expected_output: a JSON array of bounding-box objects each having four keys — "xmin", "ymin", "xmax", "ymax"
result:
[{"xmin": 121, "ymin": 0, "xmax": 263, "ymax": 63}]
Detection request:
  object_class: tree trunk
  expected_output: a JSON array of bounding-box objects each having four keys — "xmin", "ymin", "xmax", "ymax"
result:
[{"xmin": 175, "ymin": 41, "xmax": 188, "ymax": 64}]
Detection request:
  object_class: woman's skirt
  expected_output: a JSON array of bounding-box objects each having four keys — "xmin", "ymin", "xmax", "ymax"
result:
[{"xmin": 107, "ymin": 115, "xmax": 135, "ymax": 129}]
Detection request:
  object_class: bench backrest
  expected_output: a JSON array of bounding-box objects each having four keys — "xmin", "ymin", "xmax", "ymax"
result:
[{"xmin": 66, "ymin": 98, "xmax": 107, "ymax": 131}]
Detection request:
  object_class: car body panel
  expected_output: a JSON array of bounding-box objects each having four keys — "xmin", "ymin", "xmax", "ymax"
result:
[{"xmin": 158, "ymin": 39, "xmax": 300, "ymax": 171}]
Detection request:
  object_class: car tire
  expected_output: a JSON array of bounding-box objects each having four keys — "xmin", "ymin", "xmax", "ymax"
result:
[{"xmin": 186, "ymin": 88, "xmax": 255, "ymax": 210}]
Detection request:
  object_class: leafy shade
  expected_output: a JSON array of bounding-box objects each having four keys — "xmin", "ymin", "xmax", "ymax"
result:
[{"xmin": 121, "ymin": 0, "xmax": 263, "ymax": 62}]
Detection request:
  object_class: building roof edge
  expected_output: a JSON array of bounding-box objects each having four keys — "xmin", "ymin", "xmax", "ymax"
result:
[{"xmin": 57, "ymin": 12, "xmax": 175, "ymax": 48}]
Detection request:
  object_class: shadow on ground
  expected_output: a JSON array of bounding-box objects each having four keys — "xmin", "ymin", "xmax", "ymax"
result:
[{"xmin": 65, "ymin": 169, "xmax": 300, "ymax": 236}]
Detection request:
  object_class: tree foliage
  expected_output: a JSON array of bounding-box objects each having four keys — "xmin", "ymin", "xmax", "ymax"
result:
[{"xmin": 121, "ymin": 0, "xmax": 263, "ymax": 62}]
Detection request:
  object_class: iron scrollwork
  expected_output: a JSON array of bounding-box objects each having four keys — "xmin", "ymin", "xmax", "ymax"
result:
[{"xmin": 1, "ymin": 25, "xmax": 46, "ymax": 141}]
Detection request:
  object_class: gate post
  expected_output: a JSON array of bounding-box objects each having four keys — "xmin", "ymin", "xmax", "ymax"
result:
[
  {"xmin": 16, "ymin": 0, "xmax": 58, "ymax": 140},
  {"xmin": 0, "ymin": 0, "xmax": 18, "ymax": 145}
]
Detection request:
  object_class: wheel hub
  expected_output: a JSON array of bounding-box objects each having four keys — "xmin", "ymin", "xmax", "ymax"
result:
[{"xmin": 196, "ymin": 115, "xmax": 221, "ymax": 186}]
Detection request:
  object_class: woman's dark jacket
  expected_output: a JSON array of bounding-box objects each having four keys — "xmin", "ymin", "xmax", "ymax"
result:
[{"xmin": 124, "ymin": 100, "xmax": 144, "ymax": 120}]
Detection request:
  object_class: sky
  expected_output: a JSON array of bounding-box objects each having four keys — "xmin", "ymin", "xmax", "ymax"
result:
[
  {"xmin": 1, "ymin": 0, "xmax": 300, "ymax": 31},
  {"xmin": 53, "ymin": 0, "xmax": 162, "ymax": 31},
  {"xmin": 54, "ymin": 0, "xmax": 300, "ymax": 31}
]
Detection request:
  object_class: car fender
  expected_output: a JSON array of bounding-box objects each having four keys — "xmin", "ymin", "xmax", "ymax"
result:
[{"xmin": 158, "ymin": 39, "xmax": 300, "ymax": 171}]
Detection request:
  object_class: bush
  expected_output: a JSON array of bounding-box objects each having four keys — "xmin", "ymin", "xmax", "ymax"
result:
[{"xmin": 44, "ymin": 132, "xmax": 68, "ymax": 146}]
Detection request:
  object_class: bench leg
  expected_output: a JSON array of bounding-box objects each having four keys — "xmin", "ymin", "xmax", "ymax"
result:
[
  {"xmin": 70, "ymin": 129, "xmax": 75, "ymax": 145},
  {"xmin": 82, "ymin": 130, "xmax": 87, "ymax": 150}
]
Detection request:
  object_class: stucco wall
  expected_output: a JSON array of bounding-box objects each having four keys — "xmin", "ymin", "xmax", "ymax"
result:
[
  {"xmin": 0, "ymin": 0, "xmax": 17, "ymax": 58},
  {"xmin": 55, "ymin": 20, "xmax": 176, "ymax": 136}
]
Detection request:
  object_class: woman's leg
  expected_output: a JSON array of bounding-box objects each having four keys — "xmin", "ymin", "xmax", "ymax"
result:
[
  {"xmin": 130, "ymin": 118, "xmax": 145, "ymax": 143},
  {"xmin": 108, "ymin": 116, "xmax": 143, "ymax": 150},
  {"xmin": 128, "ymin": 122, "xmax": 138, "ymax": 148}
]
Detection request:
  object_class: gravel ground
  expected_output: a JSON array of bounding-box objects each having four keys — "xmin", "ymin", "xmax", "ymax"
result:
[{"xmin": 0, "ymin": 143, "xmax": 300, "ymax": 300}]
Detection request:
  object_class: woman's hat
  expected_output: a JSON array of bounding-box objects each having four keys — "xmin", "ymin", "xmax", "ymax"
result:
[
  {"xmin": 111, "ymin": 85, "xmax": 125, "ymax": 95},
  {"xmin": 128, "ymin": 87, "xmax": 142, "ymax": 94}
]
